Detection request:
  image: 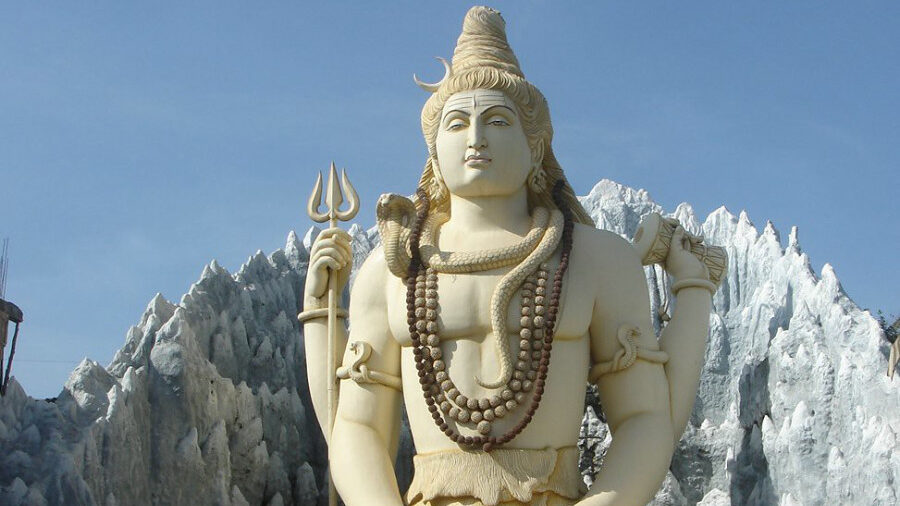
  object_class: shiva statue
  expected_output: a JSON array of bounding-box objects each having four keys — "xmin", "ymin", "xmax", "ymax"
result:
[{"xmin": 300, "ymin": 7, "xmax": 724, "ymax": 505}]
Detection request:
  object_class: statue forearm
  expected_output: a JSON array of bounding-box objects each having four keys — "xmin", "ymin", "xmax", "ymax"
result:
[
  {"xmin": 578, "ymin": 412, "xmax": 674, "ymax": 505},
  {"xmin": 657, "ymin": 287, "xmax": 712, "ymax": 443},
  {"xmin": 302, "ymin": 318, "xmax": 349, "ymax": 443},
  {"xmin": 330, "ymin": 417, "xmax": 405, "ymax": 506}
]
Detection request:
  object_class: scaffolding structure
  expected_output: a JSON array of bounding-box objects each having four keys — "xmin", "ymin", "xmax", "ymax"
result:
[{"xmin": 0, "ymin": 238, "xmax": 23, "ymax": 395}]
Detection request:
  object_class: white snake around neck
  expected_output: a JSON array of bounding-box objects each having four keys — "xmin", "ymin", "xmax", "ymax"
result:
[{"xmin": 376, "ymin": 194, "xmax": 564, "ymax": 389}]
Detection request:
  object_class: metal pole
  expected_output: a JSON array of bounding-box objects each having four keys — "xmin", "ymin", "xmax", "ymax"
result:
[{"xmin": 2, "ymin": 322, "xmax": 20, "ymax": 396}]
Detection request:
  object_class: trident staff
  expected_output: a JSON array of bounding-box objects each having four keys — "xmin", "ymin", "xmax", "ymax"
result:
[{"xmin": 301, "ymin": 162, "xmax": 358, "ymax": 506}]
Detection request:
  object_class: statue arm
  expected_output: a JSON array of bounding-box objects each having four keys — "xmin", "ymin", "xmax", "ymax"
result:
[
  {"xmin": 329, "ymin": 249, "xmax": 405, "ymax": 506},
  {"xmin": 657, "ymin": 284, "xmax": 712, "ymax": 443},
  {"xmin": 656, "ymin": 226, "xmax": 714, "ymax": 443},
  {"xmin": 302, "ymin": 227, "xmax": 353, "ymax": 442},
  {"xmin": 580, "ymin": 233, "xmax": 674, "ymax": 506}
]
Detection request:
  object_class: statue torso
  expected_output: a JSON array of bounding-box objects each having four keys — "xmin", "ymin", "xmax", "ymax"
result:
[{"xmin": 385, "ymin": 228, "xmax": 601, "ymax": 454}]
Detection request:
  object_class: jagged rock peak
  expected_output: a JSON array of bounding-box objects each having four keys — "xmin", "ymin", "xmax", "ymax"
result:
[
  {"xmin": 210, "ymin": 259, "xmax": 228, "ymax": 275},
  {"xmin": 250, "ymin": 249, "xmax": 267, "ymax": 264},
  {"xmin": 673, "ymin": 202, "xmax": 701, "ymax": 235},
  {"xmin": 702, "ymin": 206, "xmax": 738, "ymax": 239},
  {"xmin": 586, "ymin": 178, "xmax": 654, "ymax": 205},
  {"xmin": 140, "ymin": 293, "xmax": 175, "ymax": 328},
  {"xmin": 200, "ymin": 263, "xmax": 216, "ymax": 280},
  {"xmin": 302, "ymin": 226, "xmax": 320, "ymax": 250},
  {"xmin": 579, "ymin": 179, "xmax": 662, "ymax": 238},
  {"xmin": 819, "ymin": 262, "xmax": 845, "ymax": 296},
  {"xmin": 762, "ymin": 220, "xmax": 781, "ymax": 244},
  {"xmin": 284, "ymin": 230, "xmax": 308, "ymax": 270},
  {"xmin": 236, "ymin": 249, "xmax": 275, "ymax": 282},
  {"xmin": 787, "ymin": 226, "xmax": 801, "ymax": 253}
]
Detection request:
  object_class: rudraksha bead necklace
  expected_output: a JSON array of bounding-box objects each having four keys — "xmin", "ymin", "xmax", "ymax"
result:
[
  {"xmin": 405, "ymin": 181, "xmax": 575, "ymax": 452},
  {"xmin": 413, "ymin": 265, "xmax": 548, "ymax": 433}
]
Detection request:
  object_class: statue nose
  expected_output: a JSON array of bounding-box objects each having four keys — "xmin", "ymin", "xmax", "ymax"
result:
[{"xmin": 467, "ymin": 122, "xmax": 487, "ymax": 149}]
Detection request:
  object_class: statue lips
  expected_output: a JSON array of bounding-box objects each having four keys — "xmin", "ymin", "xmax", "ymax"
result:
[{"xmin": 465, "ymin": 153, "xmax": 491, "ymax": 169}]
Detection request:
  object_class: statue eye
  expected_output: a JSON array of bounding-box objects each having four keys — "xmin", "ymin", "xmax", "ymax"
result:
[
  {"xmin": 487, "ymin": 116, "xmax": 510, "ymax": 127},
  {"xmin": 446, "ymin": 120, "xmax": 467, "ymax": 131}
]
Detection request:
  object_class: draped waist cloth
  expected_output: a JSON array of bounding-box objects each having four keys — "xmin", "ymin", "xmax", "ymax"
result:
[{"xmin": 405, "ymin": 446, "xmax": 587, "ymax": 506}]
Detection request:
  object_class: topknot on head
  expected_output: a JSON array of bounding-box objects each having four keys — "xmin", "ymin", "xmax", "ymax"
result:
[
  {"xmin": 413, "ymin": 6, "xmax": 523, "ymax": 94},
  {"xmin": 452, "ymin": 6, "xmax": 522, "ymax": 78}
]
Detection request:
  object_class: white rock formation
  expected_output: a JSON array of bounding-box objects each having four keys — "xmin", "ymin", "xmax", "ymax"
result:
[
  {"xmin": 0, "ymin": 179, "xmax": 896, "ymax": 505},
  {"xmin": 578, "ymin": 179, "xmax": 898, "ymax": 505},
  {"xmin": 0, "ymin": 243, "xmax": 327, "ymax": 506}
]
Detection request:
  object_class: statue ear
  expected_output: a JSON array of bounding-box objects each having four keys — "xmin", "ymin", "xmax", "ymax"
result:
[
  {"xmin": 529, "ymin": 138, "xmax": 545, "ymax": 168},
  {"xmin": 428, "ymin": 156, "xmax": 449, "ymax": 203},
  {"xmin": 527, "ymin": 139, "xmax": 547, "ymax": 194},
  {"xmin": 431, "ymin": 155, "xmax": 444, "ymax": 182},
  {"xmin": 527, "ymin": 165, "xmax": 547, "ymax": 195}
]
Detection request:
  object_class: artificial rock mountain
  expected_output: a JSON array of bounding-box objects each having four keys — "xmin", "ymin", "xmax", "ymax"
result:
[{"xmin": 0, "ymin": 179, "xmax": 896, "ymax": 505}]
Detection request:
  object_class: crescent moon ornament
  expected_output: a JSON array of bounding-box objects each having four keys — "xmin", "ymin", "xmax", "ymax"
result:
[{"xmin": 413, "ymin": 57, "xmax": 451, "ymax": 93}]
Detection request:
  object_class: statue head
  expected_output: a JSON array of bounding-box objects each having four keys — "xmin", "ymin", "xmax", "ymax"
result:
[{"xmin": 415, "ymin": 6, "xmax": 592, "ymax": 224}]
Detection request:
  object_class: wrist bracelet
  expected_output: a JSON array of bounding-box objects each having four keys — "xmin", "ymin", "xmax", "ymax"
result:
[
  {"xmin": 297, "ymin": 307, "xmax": 349, "ymax": 323},
  {"xmin": 671, "ymin": 278, "xmax": 717, "ymax": 295}
]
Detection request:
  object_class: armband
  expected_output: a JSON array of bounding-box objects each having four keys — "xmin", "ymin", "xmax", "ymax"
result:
[
  {"xmin": 336, "ymin": 341, "xmax": 402, "ymax": 391},
  {"xmin": 589, "ymin": 324, "xmax": 669, "ymax": 382},
  {"xmin": 297, "ymin": 307, "xmax": 348, "ymax": 323},
  {"xmin": 671, "ymin": 277, "xmax": 717, "ymax": 295}
]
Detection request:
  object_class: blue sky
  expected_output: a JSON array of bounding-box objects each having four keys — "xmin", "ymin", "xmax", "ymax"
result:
[{"xmin": 3, "ymin": 2, "xmax": 898, "ymax": 398}]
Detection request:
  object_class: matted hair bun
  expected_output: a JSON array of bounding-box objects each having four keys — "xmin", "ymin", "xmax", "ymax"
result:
[{"xmin": 452, "ymin": 7, "xmax": 523, "ymax": 78}]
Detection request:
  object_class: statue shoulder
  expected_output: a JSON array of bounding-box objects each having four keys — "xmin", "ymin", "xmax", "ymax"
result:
[
  {"xmin": 350, "ymin": 244, "xmax": 391, "ymax": 302},
  {"xmin": 571, "ymin": 223, "xmax": 648, "ymax": 308},
  {"xmin": 571, "ymin": 222, "xmax": 642, "ymax": 268}
]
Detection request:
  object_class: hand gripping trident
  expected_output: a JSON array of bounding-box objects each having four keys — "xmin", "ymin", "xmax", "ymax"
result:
[{"xmin": 306, "ymin": 162, "xmax": 358, "ymax": 506}]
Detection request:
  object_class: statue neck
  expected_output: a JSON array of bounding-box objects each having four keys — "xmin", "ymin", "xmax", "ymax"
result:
[{"xmin": 445, "ymin": 187, "xmax": 531, "ymax": 236}]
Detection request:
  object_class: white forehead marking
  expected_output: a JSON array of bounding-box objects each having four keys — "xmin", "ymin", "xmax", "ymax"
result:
[{"xmin": 443, "ymin": 90, "xmax": 514, "ymax": 116}]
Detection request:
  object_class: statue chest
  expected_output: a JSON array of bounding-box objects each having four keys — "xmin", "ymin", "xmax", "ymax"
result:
[{"xmin": 386, "ymin": 268, "xmax": 592, "ymax": 347}]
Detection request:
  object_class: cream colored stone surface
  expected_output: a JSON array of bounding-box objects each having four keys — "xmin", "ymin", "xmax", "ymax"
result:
[{"xmin": 302, "ymin": 6, "xmax": 720, "ymax": 506}]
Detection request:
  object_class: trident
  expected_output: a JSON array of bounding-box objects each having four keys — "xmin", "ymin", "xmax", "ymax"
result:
[{"xmin": 307, "ymin": 162, "xmax": 359, "ymax": 506}]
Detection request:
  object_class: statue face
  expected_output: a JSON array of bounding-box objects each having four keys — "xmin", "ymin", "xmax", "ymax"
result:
[{"xmin": 435, "ymin": 89, "xmax": 533, "ymax": 199}]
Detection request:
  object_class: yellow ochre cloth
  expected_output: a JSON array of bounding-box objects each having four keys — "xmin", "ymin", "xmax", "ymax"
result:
[{"xmin": 405, "ymin": 446, "xmax": 587, "ymax": 506}]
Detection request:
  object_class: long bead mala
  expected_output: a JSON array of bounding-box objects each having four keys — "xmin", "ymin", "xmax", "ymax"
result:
[
  {"xmin": 413, "ymin": 265, "xmax": 549, "ymax": 434},
  {"xmin": 406, "ymin": 181, "xmax": 574, "ymax": 452}
]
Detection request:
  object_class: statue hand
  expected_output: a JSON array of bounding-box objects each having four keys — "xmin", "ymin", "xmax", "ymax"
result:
[
  {"xmin": 665, "ymin": 226, "xmax": 710, "ymax": 281},
  {"xmin": 305, "ymin": 227, "xmax": 353, "ymax": 301}
]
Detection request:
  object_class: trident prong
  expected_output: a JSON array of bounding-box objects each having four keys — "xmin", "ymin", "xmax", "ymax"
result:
[{"xmin": 308, "ymin": 162, "xmax": 359, "ymax": 226}]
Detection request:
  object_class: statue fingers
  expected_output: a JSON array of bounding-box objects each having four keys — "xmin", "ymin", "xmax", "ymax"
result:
[
  {"xmin": 312, "ymin": 237, "xmax": 352, "ymax": 265},
  {"xmin": 316, "ymin": 228, "xmax": 353, "ymax": 258},
  {"xmin": 312, "ymin": 256, "xmax": 347, "ymax": 282},
  {"xmin": 332, "ymin": 232, "xmax": 354, "ymax": 262},
  {"xmin": 671, "ymin": 226, "xmax": 688, "ymax": 251},
  {"xmin": 306, "ymin": 249, "xmax": 349, "ymax": 297},
  {"xmin": 306, "ymin": 256, "xmax": 330, "ymax": 298},
  {"xmin": 309, "ymin": 232, "xmax": 328, "ymax": 257},
  {"xmin": 319, "ymin": 227, "xmax": 352, "ymax": 243}
]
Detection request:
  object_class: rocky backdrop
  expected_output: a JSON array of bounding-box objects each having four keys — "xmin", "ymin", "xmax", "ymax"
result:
[{"xmin": 1, "ymin": 180, "xmax": 896, "ymax": 505}]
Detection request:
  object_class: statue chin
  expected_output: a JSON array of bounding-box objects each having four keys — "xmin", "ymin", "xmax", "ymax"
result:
[{"xmin": 442, "ymin": 177, "xmax": 529, "ymax": 200}]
